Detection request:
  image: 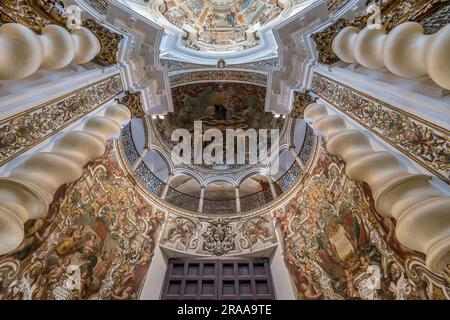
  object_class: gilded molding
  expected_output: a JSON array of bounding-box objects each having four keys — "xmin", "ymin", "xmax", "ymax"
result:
[
  {"xmin": 0, "ymin": 75, "xmax": 123, "ymax": 167},
  {"xmin": 290, "ymin": 91, "xmax": 314, "ymax": 118},
  {"xmin": 311, "ymin": 72, "xmax": 449, "ymax": 183},
  {"xmin": 83, "ymin": 18, "xmax": 123, "ymax": 66},
  {"xmin": 119, "ymin": 91, "xmax": 145, "ymax": 119},
  {"xmin": 311, "ymin": 18, "xmax": 351, "ymax": 65},
  {"xmin": 170, "ymin": 70, "xmax": 267, "ymax": 87}
]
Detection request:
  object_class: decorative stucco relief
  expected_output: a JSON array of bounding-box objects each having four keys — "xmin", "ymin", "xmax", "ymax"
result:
[
  {"xmin": 0, "ymin": 143, "xmax": 164, "ymax": 300},
  {"xmin": 169, "ymin": 70, "xmax": 267, "ymax": 87},
  {"xmin": 83, "ymin": 18, "xmax": 123, "ymax": 66},
  {"xmin": 161, "ymin": 58, "xmax": 279, "ymax": 73},
  {"xmin": 0, "ymin": 75, "xmax": 123, "ymax": 167},
  {"xmin": 160, "ymin": 213, "xmax": 277, "ymax": 256},
  {"xmin": 311, "ymin": 73, "xmax": 449, "ymax": 183},
  {"xmin": 119, "ymin": 91, "xmax": 145, "ymax": 119},
  {"xmin": 274, "ymin": 141, "xmax": 450, "ymax": 300},
  {"xmin": 290, "ymin": 91, "xmax": 314, "ymax": 118}
]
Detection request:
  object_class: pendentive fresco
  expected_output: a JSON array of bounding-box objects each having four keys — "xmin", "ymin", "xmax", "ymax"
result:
[{"xmin": 275, "ymin": 141, "xmax": 450, "ymax": 300}]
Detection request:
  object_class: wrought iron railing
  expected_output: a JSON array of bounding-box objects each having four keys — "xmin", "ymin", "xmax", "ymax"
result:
[
  {"xmin": 240, "ymin": 190, "xmax": 269, "ymax": 213},
  {"xmin": 121, "ymin": 123, "xmax": 315, "ymax": 215},
  {"xmin": 202, "ymin": 197, "xmax": 237, "ymax": 215},
  {"xmin": 121, "ymin": 122, "xmax": 139, "ymax": 166},
  {"xmin": 165, "ymin": 187, "xmax": 199, "ymax": 212},
  {"xmin": 134, "ymin": 162, "xmax": 164, "ymax": 196}
]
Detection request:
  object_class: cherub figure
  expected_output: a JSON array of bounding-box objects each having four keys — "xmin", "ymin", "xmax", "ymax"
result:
[{"xmin": 49, "ymin": 258, "xmax": 71, "ymax": 282}]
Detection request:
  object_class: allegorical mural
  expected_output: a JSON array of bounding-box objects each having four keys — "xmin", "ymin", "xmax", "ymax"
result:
[
  {"xmin": 159, "ymin": 0, "xmax": 283, "ymax": 51},
  {"xmin": 0, "ymin": 144, "xmax": 165, "ymax": 300},
  {"xmin": 160, "ymin": 213, "xmax": 277, "ymax": 256},
  {"xmin": 157, "ymin": 82, "xmax": 283, "ymax": 148},
  {"xmin": 274, "ymin": 140, "xmax": 450, "ymax": 300}
]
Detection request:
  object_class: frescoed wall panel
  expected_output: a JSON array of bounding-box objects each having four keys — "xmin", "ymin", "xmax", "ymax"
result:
[
  {"xmin": 0, "ymin": 144, "xmax": 164, "ymax": 300},
  {"xmin": 274, "ymin": 141, "xmax": 450, "ymax": 300}
]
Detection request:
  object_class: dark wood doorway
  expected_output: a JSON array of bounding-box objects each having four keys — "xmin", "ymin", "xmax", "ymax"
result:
[{"xmin": 161, "ymin": 258, "xmax": 275, "ymax": 300}]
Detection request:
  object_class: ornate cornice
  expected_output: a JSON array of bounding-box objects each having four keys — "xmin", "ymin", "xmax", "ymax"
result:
[
  {"xmin": 311, "ymin": 72, "xmax": 449, "ymax": 183},
  {"xmin": 290, "ymin": 91, "xmax": 314, "ymax": 118},
  {"xmin": 161, "ymin": 58, "xmax": 279, "ymax": 73},
  {"xmin": 0, "ymin": 75, "xmax": 123, "ymax": 167},
  {"xmin": 169, "ymin": 70, "xmax": 267, "ymax": 87},
  {"xmin": 119, "ymin": 91, "xmax": 145, "ymax": 119},
  {"xmin": 83, "ymin": 18, "xmax": 123, "ymax": 66}
]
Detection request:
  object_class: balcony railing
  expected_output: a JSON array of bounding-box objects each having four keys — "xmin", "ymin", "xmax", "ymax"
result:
[{"xmin": 121, "ymin": 124, "xmax": 315, "ymax": 215}]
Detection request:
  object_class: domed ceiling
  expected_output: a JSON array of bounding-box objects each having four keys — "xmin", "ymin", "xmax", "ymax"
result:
[{"xmin": 159, "ymin": 0, "xmax": 283, "ymax": 51}]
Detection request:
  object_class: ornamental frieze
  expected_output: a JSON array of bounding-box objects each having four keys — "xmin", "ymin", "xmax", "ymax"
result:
[
  {"xmin": 161, "ymin": 58, "xmax": 279, "ymax": 73},
  {"xmin": 170, "ymin": 70, "xmax": 267, "ymax": 87},
  {"xmin": 159, "ymin": 213, "xmax": 277, "ymax": 256},
  {"xmin": 311, "ymin": 73, "xmax": 449, "ymax": 183},
  {"xmin": 0, "ymin": 75, "xmax": 123, "ymax": 167}
]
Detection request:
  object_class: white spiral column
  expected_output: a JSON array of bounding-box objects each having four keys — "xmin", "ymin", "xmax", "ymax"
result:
[
  {"xmin": 0, "ymin": 23, "xmax": 100, "ymax": 80},
  {"xmin": 332, "ymin": 22, "xmax": 450, "ymax": 90},
  {"xmin": 304, "ymin": 102, "xmax": 450, "ymax": 276},
  {"xmin": 0, "ymin": 103, "xmax": 131, "ymax": 255}
]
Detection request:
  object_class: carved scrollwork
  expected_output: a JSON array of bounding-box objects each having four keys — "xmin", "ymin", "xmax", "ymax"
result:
[
  {"xmin": 201, "ymin": 218, "xmax": 236, "ymax": 256},
  {"xmin": 291, "ymin": 91, "xmax": 314, "ymax": 118},
  {"xmin": 83, "ymin": 18, "xmax": 123, "ymax": 66},
  {"xmin": 119, "ymin": 91, "xmax": 145, "ymax": 119},
  {"xmin": 311, "ymin": 18, "xmax": 350, "ymax": 65}
]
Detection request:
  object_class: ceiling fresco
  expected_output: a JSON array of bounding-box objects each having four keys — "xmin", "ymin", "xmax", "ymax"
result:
[
  {"xmin": 158, "ymin": 0, "xmax": 283, "ymax": 51},
  {"xmin": 155, "ymin": 82, "xmax": 284, "ymax": 148}
]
